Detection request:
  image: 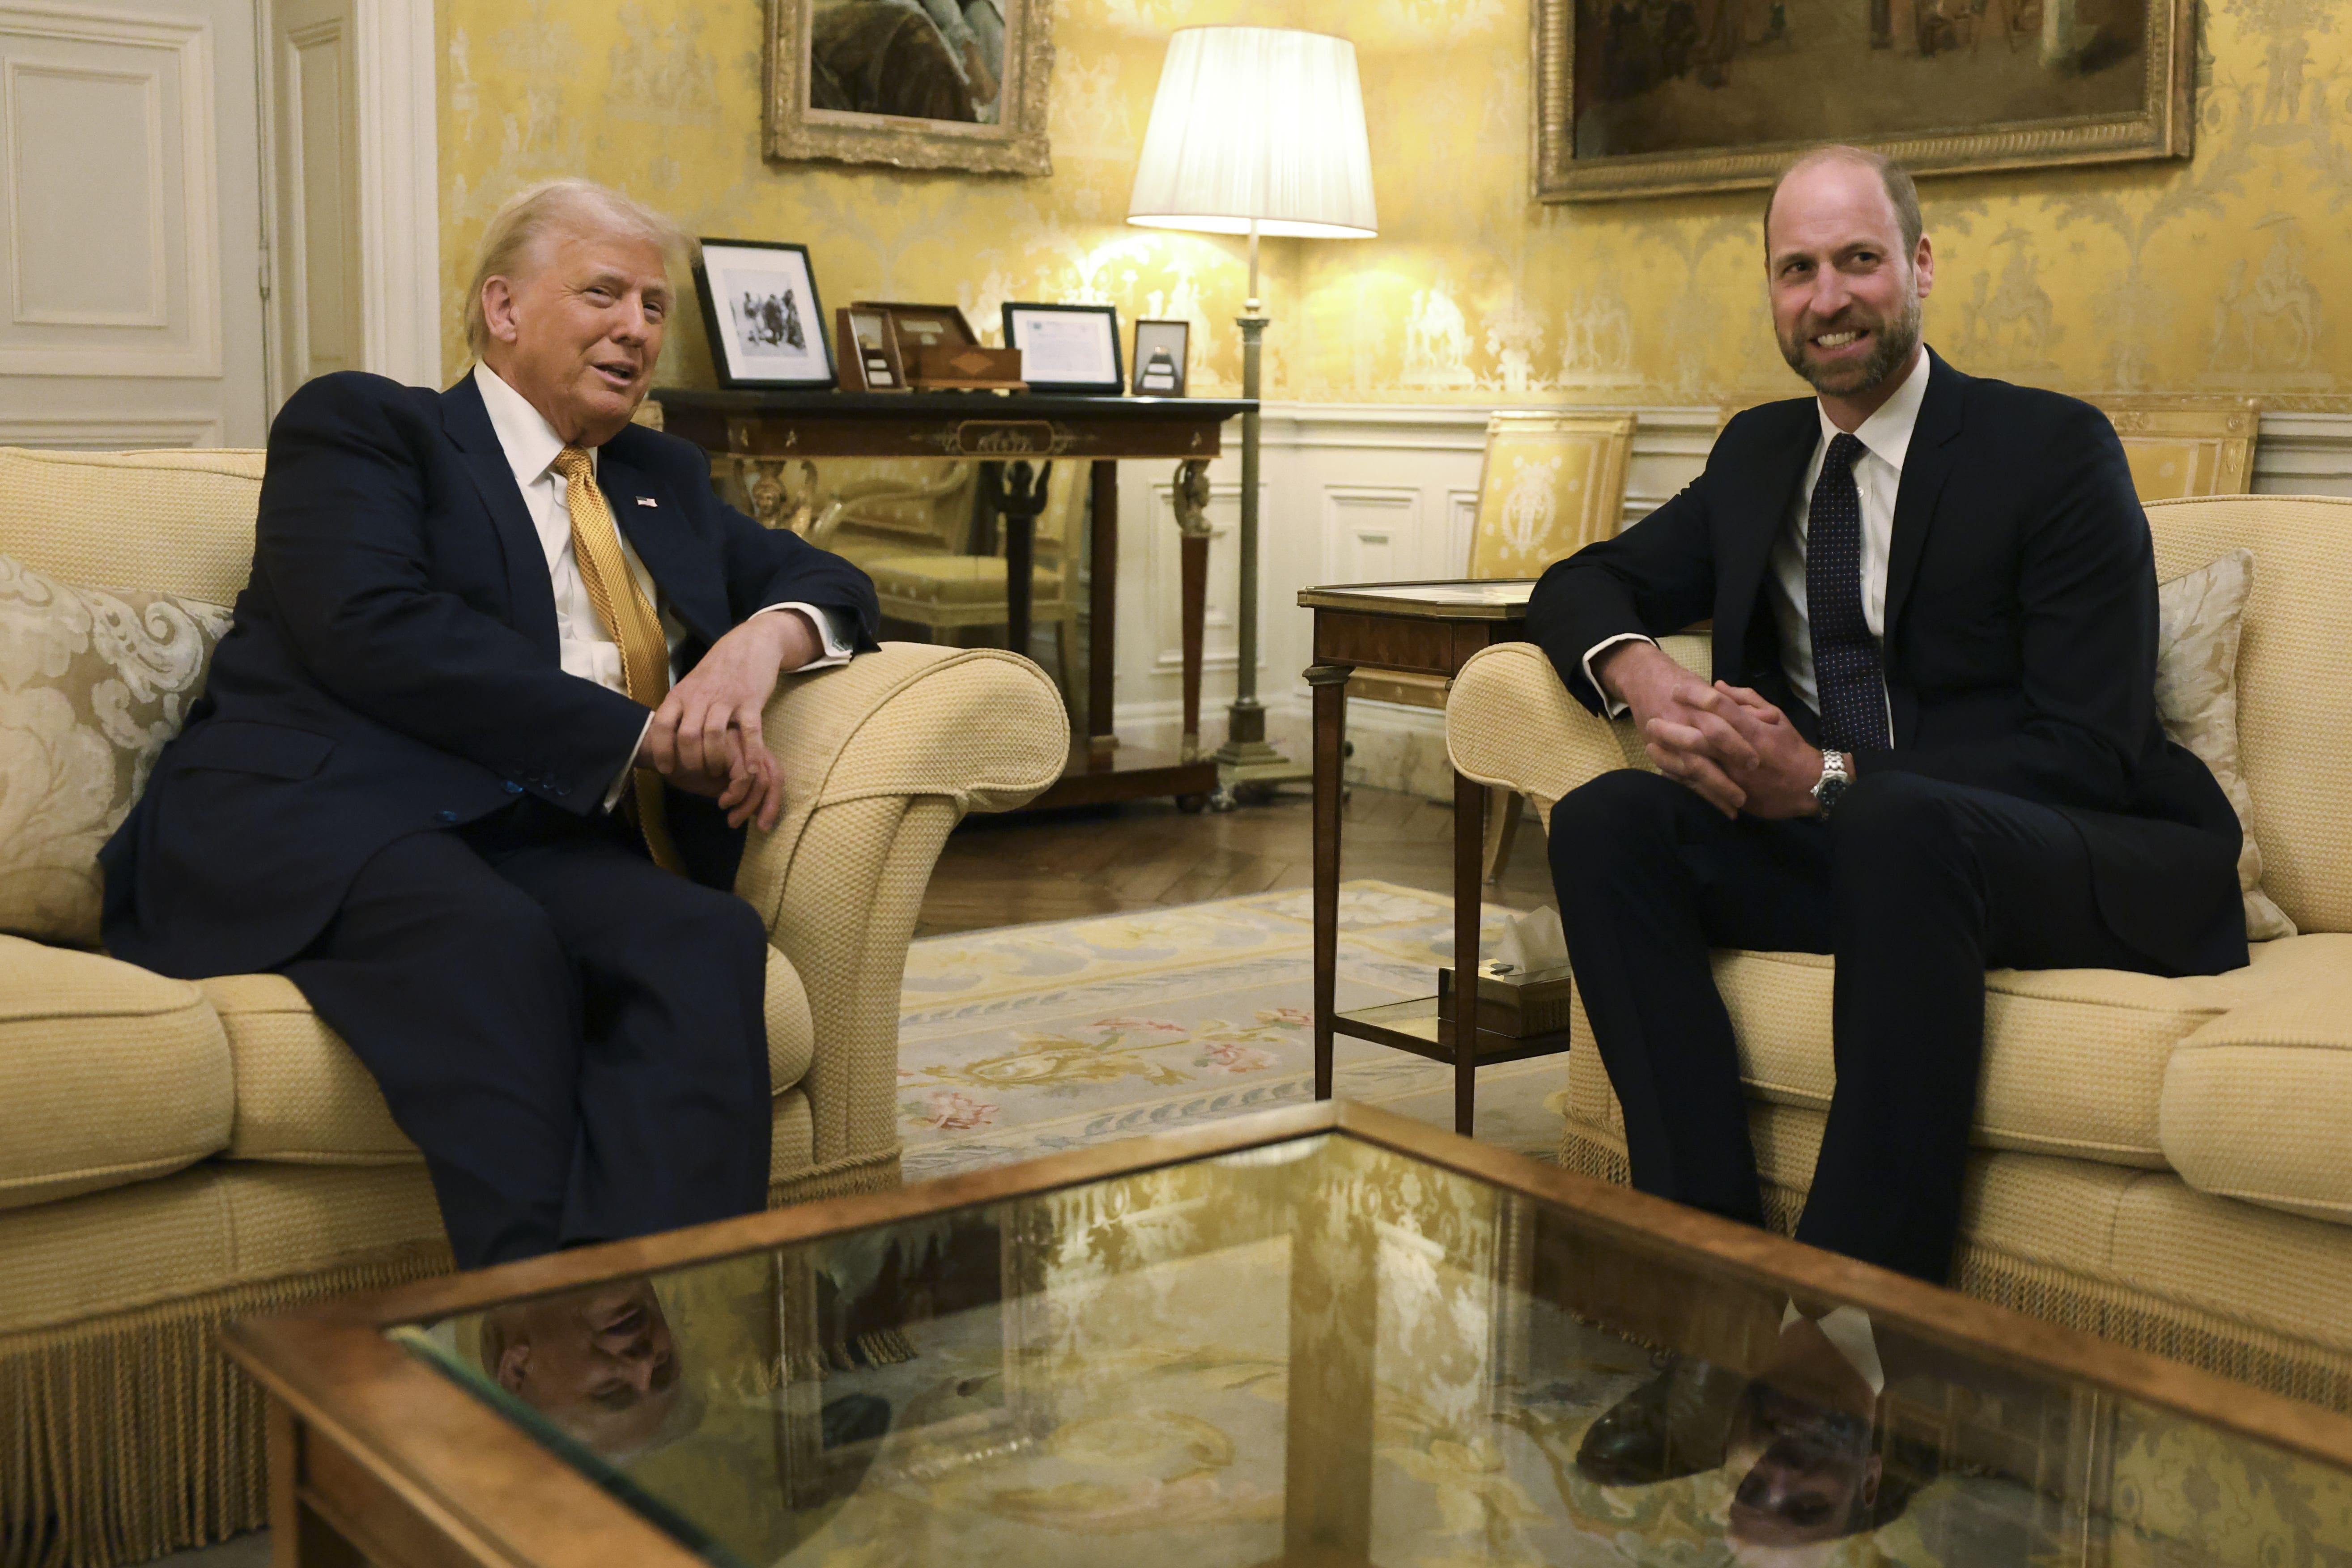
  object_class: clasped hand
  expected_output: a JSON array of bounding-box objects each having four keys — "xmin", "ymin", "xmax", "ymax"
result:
[
  {"xmin": 1595, "ymin": 641, "xmax": 1824, "ymax": 820},
  {"xmin": 634, "ymin": 610, "xmax": 822, "ymax": 832}
]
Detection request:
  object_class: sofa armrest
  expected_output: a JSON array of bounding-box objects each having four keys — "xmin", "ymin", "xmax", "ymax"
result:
[{"xmin": 737, "ymin": 643, "xmax": 1068, "ymax": 1169}]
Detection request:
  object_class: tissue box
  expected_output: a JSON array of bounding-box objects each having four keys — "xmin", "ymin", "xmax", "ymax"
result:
[{"xmin": 1437, "ymin": 959, "xmax": 1578, "ymax": 1041}]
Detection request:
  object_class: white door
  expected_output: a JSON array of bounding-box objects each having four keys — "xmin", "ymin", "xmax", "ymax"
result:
[
  {"xmin": 264, "ymin": 0, "xmax": 359, "ymax": 400},
  {"xmin": 0, "ymin": 0, "xmax": 270, "ymax": 447}
]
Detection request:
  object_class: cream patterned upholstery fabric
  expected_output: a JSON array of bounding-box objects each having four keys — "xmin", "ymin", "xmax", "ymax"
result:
[
  {"xmin": 0, "ymin": 446, "xmax": 1071, "ymax": 1567},
  {"xmin": 1452, "ymin": 492, "xmax": 2352, "ymax": 1409},
  {"xmin": 0, "ymin": 937, "xmax": 230, "ymax": 1211},
  {"xmin": 2155, "ymin": 549, "xmax": 2293, "ymax": 939},
  {"xmin": 0, "ymin": 555, "xmax": 231, "ymax": 946}
]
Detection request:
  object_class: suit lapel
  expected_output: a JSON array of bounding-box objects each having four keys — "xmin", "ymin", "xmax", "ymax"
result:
[
  {"xmin": 598, "ymin": 442, "xmax": 725, "ymax": 649},
  {"xmin": 1883, "ymin": 348, "xmax": 1966, "ymax": 640},
  {"xmin": 441, "ymin": 375, "xmax": 561, "ymax": 656}
]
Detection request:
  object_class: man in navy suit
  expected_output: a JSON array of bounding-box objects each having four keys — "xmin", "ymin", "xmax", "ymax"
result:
[
  {"xmin": 102, "ymin": 180, "xmax": 880, "ymax": 1270},
  {"xmin": 1531, "ymin": 147, "xmax": 2245, "ymax": 1478}
]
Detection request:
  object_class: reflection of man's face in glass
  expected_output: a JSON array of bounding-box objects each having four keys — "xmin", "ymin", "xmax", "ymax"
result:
[
  {"xmin": 480, "ymin": 1281, "xmax": 680, "ymax": 1457},
  {"xmin": 1722, "ymin": 1381, "xmax": 1881, "ymax": 1566}
]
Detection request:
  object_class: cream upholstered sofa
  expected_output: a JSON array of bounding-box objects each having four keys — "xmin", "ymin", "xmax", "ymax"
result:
[
  {"xmin": 0, "ymin": 447, "xmax": 1068, "ymax": 1566},
  {"xmin": 1448, "ymin": 493, "xmax": 2352, "ymax": 1412}
]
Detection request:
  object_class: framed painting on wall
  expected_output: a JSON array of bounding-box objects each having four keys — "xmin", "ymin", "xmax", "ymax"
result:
[
  {"xmin": 1531, "ymin": 0, "xmax": 2192, "ymax": 201},
  {"xmin": 767, "ymin": 0, "xmax": 1055, "ymax": 177}
]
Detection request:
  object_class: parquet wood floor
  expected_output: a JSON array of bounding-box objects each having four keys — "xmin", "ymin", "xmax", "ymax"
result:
[{"xmin": 916, "ymin": 785, "xmax": 1557, "ymax": 937}]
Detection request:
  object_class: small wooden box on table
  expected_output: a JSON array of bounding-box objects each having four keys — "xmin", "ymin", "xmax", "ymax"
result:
[
  {"xmin": 654, "ymin": 389, "xmax": 1251, "ymax": 812},
  {"xmin": 1300, "ymin": 579, "xmax": 1555, "ymax": 1135}
]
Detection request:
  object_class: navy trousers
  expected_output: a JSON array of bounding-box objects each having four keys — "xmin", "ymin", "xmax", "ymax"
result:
[
  {"xmin": 283, "ymin": 801, "xmax": 773, "ymax": 1270},
  {"xmin": 1549, "ymin": 768, "xmax": 2188, "ymax": 1283}
]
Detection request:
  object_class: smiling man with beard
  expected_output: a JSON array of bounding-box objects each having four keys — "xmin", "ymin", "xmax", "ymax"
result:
[
  {"xmin": 1527, "ymin": 145, "xmax": 2245, "ymax": 1484},
  {"xmin": 101, "ymin": 180, "xmax": 879, "ymax": 1271}
]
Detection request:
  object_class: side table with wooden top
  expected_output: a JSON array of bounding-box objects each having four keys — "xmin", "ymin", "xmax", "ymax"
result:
[
  {"xmin": 653, "ymin": 389, "xmax": 1252, "ymax": 812},
  {"xmin": 1300, "ymin": 579, "xmax": 1570, "ymax": 1135}
]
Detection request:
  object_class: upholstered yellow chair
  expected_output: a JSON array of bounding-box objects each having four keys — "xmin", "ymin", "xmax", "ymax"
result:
[
  {"xmin": 831, "ymin": 459, "xmax": 1084, "ymax": 703},
  {"xmin": 1447, "ymin": 493, "xmax": 2352, "ymax": 1413},
  {"xmin": 1353, "ymin": 411, "xmax": 1633, "ymax": 878},
  {"xmin": 0, "ymin": 446, "xmax": 1069, "ymax": 1566}
]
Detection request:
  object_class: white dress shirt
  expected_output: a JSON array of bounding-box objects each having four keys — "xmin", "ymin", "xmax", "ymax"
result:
[
  {"xmin": 1581, "ymin": 353, "xmax": 1931, "ymax": 735},
  {"xmin": 473, "ymin": 363, "xmax": 853, "ymax": 807}
]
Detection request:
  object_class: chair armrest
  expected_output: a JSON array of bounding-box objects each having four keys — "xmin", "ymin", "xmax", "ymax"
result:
[
  {"xmin": 1445, "ymin": 642, "xmax": 1643, "ymax": 821},
  {"xmin": 737, "ymin": 642, "xmax": 1068, "ymax": 1170}
]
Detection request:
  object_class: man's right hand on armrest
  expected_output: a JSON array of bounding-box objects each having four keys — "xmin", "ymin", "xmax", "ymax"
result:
[{"xmin": 1597, "ymin": 640, "xmax": 1775, "ymax": 820}]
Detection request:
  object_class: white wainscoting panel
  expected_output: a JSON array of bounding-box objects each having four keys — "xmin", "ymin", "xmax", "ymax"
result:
[
  {"xmin": 0, "ymin": 2, "xmax": 219, "ymax": 376},
  {"xmin": 0, "ymin": 411, "xmax": 217, "ymax": 444}
]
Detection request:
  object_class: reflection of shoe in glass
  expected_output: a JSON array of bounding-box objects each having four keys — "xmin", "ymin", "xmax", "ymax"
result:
[
  {"xmin": 820, "ymin": 1392, "xmax": 893, "ymax": 1450},
  {"xmin": 1574, "ymin": 1353, "xmax": 1746, "ymax": 1485}
]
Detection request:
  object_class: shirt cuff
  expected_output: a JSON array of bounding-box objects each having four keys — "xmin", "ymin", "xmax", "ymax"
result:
[
  {"xmin": 754, "ymin": 602, "xmax": 855, "ymax": 669},
  {"xmin": 1581, "ymin": 633, "xmax": 1657, "ymax": 717},
  {"xmin": 604, "ymin": 712, "xmax": 655, "ymax": 813}
]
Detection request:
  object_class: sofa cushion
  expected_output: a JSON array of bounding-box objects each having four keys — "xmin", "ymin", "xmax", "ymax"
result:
[
  {"xmin": 2161, "ymin": 942, "xmax": 2352, "ymax": 1225},
  {"xmin": 0, "ymin": 552, "xmax": 231, "ymax": 946},
  {"xmin": 2154, "ymin": 549, "xmax": 2294, "ymax": 941},
  {"xmin": 1561, "ymin": 935, "xmax": 2352, "ymax": 1170},
  {"xmin": 0, "ymin": 446, "xmax": 263, "ymax": 606},
  {"xmin": 0, "ymin": 935, "xmax": 231, "ymax": 1210},
  {"xmin": 208, "ymin": 944, "xmax": 816, "ymax": 1165}
]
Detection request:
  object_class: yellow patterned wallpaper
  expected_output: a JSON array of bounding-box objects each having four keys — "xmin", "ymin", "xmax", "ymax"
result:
[{"xmin": 439, "ymin": 0, "xmax": 2352, "ymax": 408}]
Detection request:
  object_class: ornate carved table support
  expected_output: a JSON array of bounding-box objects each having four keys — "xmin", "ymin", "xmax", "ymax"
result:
[
  {"xmin": 980, "ymin": 459, "xmax": 1053, "ymax": 657},
  {"xmin": 1171, "ymin": 459, "xmax": 1215, "ymax": 763}
]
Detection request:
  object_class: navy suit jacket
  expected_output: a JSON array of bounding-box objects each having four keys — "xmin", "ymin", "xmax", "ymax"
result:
[
  {"xmin": 1526, "ymin": 350, "xmax": 2247, "ymax": 977},
  {"xmin": 100, "ymin": 370, "xmax": 880, "ymax": 979}
]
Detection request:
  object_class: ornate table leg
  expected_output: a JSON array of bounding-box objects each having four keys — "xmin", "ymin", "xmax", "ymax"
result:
[
  {"xmin": 1171, "ymin": 459, "xmax": 1213, "ymax": 763},
  {"xmin": 1453, "ymin": 760, "xmax": 1486, "ymax": 1135},
  {"xmin": 1306, "ymin": 660, "xmax": 1352, "ymax": 1102},
  {"xmin": 737, "ymin": 457, "xmax": 821, "ymax": 535},
  {"xmin": 1087, "ymin": 461, "xmax": 1118, "ymax": 758},
  {"xmin": 982, "ymin": 459, "xmax": 1052, "ymax": 658}
]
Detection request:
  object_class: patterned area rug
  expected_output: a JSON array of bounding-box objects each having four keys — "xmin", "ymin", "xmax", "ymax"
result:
[{"xmin": 894, "ymin": 880, "xmax": 1569, "ymax": 1182}]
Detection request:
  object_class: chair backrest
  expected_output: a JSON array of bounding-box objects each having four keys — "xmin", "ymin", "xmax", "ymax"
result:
[
  {"xmin": 1463, "ymin": 412, "xmax": 1634, "ymax": 579},
  {"xmin": 0, "ymin": 447, "xmax": 264, "ymax": 603},
  {"xmin": 817, "ymin": 459, "xmax": 978, "ymax": 552},
  {"xmin": 2084, "ymin": 396, "xmax": 2260, "ymax": 501},
  {"xmin": 2144, "ymin": 495, "xmax": 2351, "ymax": 935}
]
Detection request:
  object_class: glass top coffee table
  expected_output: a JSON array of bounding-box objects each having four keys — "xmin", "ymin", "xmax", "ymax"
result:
[{"xmin": 225, "ymin": 1102, "xmax": 2352, "ymax": 1568}]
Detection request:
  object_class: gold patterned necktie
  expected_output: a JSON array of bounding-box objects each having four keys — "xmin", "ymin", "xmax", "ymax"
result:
[{"xmin": 554, "ymin": 445, "xmax": 681, "ymax": 872}]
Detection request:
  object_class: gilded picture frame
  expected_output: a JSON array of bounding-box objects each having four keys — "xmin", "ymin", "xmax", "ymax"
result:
[
  {"xmin": 766, "ymin": 0, "xmax": 1055, "ymax": 177},
  {"xmin": 1532, "ymin": 0, "xmax": 2192, "ymax": 202}
]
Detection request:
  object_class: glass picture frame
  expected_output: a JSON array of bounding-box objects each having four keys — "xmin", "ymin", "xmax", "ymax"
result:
[
  {"xmin": 1002, "ymin": 302, "xmax": 1122, "ymax": 395},
  {"xmin": 694, "ymin": 239, "xmax": 834, "ymax": 390},
  {"xmin": 1132, "ymin": 318, "xmax": 1189, "ymax": 397}
]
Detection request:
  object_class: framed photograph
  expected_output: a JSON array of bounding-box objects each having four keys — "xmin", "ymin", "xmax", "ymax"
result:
[
  {"xmin": 1003, "ymin": 303, "xmax": 1122, "ymax": 395},
  {"xmin": 836, "ymin": 305, "xmax": 908, "ymax": 392},
  {"xmin": 695, "ymin": 239, "xmax": 834, "ymax": 389},
  {"xmin": 767, "ymin": 0, "xmax": 1055, "ymax": 178},
  {"xmin": 1132, "ymin": 319, "xmax": 1189, "ymax": 397},
  {"xmin": 1531, "ymin": 0, "xmax": 2193, "ymax": 201}
]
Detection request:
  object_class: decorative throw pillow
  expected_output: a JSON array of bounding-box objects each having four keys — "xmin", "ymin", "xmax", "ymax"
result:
[
  {"xmin": 0, "ymin": 552, "xmax": 230, "ymax": 947},
  {"xmin": 2154, "ymin": 548, "xmax": 2295, "ymax": 942}
]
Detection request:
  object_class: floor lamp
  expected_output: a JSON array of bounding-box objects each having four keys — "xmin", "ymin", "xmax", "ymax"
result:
[{"xmin": 1127, "ymin": 26, "xmax": 1378, "ymax": 796}]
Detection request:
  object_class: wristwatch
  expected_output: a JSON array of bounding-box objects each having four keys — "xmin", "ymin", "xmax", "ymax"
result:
[{"xmin": 1811, "ymin": 750, "xmax": 1853, "ymax": 819}]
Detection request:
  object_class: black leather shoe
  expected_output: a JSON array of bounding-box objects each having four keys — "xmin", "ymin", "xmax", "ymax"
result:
[{"xmin": 1575, "ymin": 1352, "xmax": 1747, "ymax": 1485}]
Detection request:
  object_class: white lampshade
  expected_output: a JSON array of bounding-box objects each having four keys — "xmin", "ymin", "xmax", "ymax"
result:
[{"xmin": 1127, "ymin": 27, "xmax": 1377, "ymax": 240}]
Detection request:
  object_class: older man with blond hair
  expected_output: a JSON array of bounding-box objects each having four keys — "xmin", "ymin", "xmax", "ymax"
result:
[{"xmin": 102, "ymin": 180, "xmax": 879, "ymax": 1270}]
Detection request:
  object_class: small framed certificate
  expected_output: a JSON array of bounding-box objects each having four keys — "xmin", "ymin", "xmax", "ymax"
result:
[
  {"xmin": 1132, "ymin": 319, "xmax": 1189, "ymax": 397},
  {"xmin": 1001, "ymin": 302, "xmax": 1123, "ymax": 395}
]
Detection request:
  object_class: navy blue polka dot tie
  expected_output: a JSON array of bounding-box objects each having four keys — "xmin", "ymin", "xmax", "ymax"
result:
[{"xmin": 1807, "ymin": 432, "xmax": 1890, "ymax": 753}]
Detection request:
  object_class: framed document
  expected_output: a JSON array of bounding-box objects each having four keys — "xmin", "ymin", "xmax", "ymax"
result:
[
  {"xmin": 694, "ymin": 239, "xmax": 834, "ymax": 389},
  {"xmin": 1002, "ymin": 302, "xmax": 1123, "ymax": 395},
  {"xmin": 1132, "ymin": 319, "xmax": 1189, "ymax": 397}
]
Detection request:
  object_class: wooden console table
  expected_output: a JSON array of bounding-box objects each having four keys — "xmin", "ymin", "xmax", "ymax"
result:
[
  {"xmin": 653, "ymin": 389, "xmax": 1252, "ymax": 811},
  {"xmin": 1299, "ymin": 579, "xmax": 1556, "ymax": 1134}
]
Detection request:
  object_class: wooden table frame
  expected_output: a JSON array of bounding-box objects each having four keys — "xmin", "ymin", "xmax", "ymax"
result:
[
  {"xmin": 1301, "ymin": 581, "xmax": 1557, "ymax": 1135},
  {"xmin": 653, "ymin": 390, "xmax": 1251, "ymax": 812},
  {"xmin": 221, "ymin": 1099, "xmax": 2352, "ymax": 1568}
]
